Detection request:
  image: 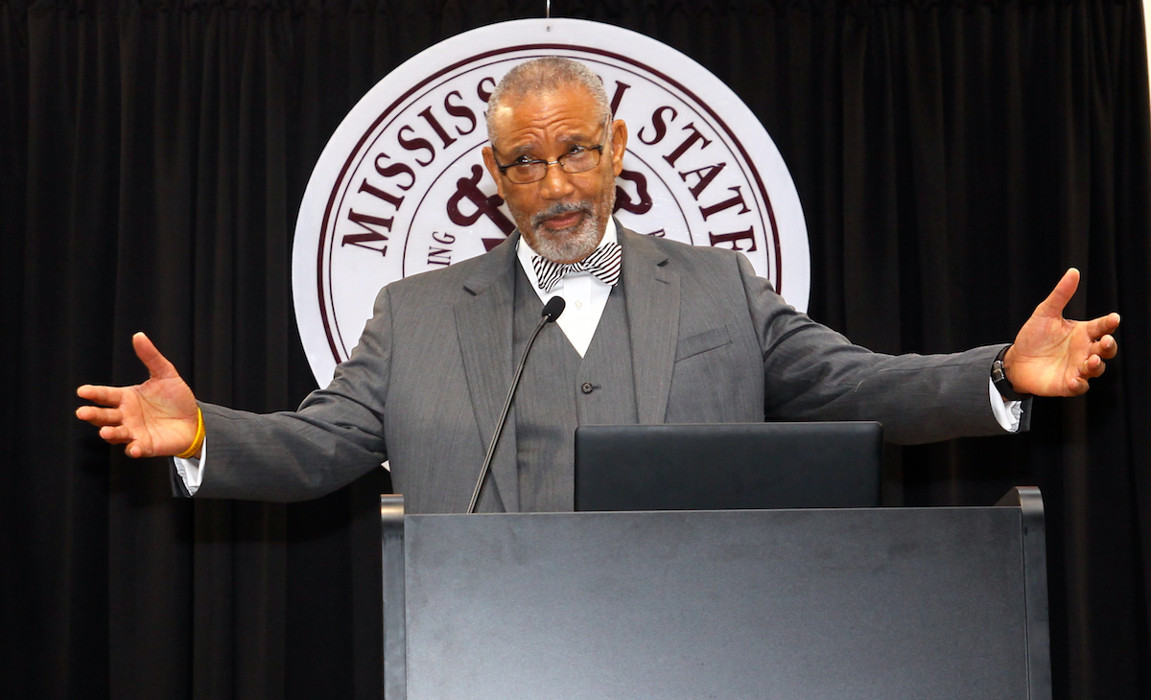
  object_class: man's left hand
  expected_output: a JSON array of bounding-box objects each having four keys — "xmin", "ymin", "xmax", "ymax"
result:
[{"xmin": 1004, "ymin": 268, "xmax": 1120, "ymax": 397}]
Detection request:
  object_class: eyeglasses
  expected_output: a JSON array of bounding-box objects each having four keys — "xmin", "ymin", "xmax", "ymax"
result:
[{"xmin": 493, "ymin": 118, "xmax": 611, "ymax": 184}]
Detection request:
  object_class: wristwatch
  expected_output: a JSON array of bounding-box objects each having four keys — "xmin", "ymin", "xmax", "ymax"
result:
[{"xmin": 991, "ymin": 345, "xmax": 1030, "ymax": 401}]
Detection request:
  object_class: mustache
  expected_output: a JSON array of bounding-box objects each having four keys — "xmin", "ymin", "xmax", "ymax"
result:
[{"xmin": 530, "ymin": 202, "xmax": 592, "ymax": 229}]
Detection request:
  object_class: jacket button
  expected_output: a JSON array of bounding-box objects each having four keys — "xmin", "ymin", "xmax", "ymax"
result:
[{"xmin": 580, "ymin": 382, "xmax": 595, "ymax": 394}]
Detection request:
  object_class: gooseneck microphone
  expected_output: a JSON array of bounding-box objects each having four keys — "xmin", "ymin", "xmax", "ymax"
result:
[{"xmin": 467, "ymin": 296, "xmax": 566, "ymax": 513}]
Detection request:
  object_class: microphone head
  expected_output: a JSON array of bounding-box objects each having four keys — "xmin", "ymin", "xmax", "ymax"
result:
[{"xmin": 541, "ymin": 296, "xmax": 566, "ymax": 322}]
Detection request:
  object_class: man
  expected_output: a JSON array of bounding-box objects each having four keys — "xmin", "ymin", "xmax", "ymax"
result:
[{"xmin": 76, "ymin": 58, "xmax": 1120, "ymax": 513}]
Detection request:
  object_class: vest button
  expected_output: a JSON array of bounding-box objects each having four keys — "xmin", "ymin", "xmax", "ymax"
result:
[{"xmin": 580, "ymin": 382, "xmax": 595, "ymax": 394}]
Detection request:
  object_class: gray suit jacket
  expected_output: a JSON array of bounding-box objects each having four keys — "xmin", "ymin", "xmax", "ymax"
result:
[{"xmin": 191, "ymin": 226, "xmax": 1026, "ymax": 512}]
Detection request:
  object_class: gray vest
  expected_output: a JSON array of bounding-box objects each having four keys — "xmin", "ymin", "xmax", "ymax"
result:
[{"xmin": 512, "ymin": 266, "xmax": 638, "ymax": 512}]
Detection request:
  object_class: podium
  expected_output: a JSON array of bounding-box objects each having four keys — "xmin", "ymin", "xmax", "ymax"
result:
[{"xmin": 380, "ymin": 488, "xmax": 1050, "ymax": 699}]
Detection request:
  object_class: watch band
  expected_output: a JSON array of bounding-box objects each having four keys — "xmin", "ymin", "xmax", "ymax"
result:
[{"xmin": 991, "ymin": 345, "xmax": 1030, "ymax": 401}]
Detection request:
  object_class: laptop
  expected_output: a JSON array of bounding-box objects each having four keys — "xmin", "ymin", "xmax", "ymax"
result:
[{"xmin": 574, "ymin": 422, "xmax": 883, "ymax": 511}]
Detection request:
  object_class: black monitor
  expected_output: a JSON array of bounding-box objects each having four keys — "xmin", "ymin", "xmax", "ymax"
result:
[{"xmin": 574, "ymin": 421, "xmax": 883, "ymax": 511}]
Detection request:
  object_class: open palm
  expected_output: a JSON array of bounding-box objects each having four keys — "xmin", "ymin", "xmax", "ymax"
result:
[
  {"xmin": 1004, "ymin": 269, "xmax": 1120, "ymax": 397},
  {"xmin": 76, "ymin": 333, "xmax": 200, "ymax": 458}
]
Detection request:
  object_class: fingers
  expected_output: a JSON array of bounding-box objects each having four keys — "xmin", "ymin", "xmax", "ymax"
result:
[
  {"xmin": 76, "ymin": 384, "xmax": 123, "ymax": 407},
  {"xmin": 1096, "ymin": 333, "xmax": 1119, "ymax": 360},
  {"xmin": 76, "ymin": 405, "xmax": 141, "ymax": 452},
  {"xmin": 98, "ymin": 424, "xmax": 133, "ymax": 444},
  {"xmin": 132, "ymin": 332, "xmax": 179, "ymax": 381},
  {"xmin": 76, "ymin": 406, "xmax": 151, "ymax": 457},
  {"xmin": 100, "ymin": 429, "xmax": 147, "ymax": 458},
  {"xmin": 1067, "ymin": 376, "xmax": 1090, "ymax": 396},
  {"xmin": 75, "ymin": 404, "xmax": 122, "ymax": 427},
  {"xmin": 1082, "ymin": 353, "xmax": 1106, "ymax": 378},
  {"xmin": 1084, "ymin": 313, "xmax": 1121, "ymax": 344},
  {"xmin": 1067, "ymin": 352, "xmax": 1109, "ymax": 398},
  {"xmin": 1033, "ymin": 267, "xmax": 1080, "ymax": 319}
]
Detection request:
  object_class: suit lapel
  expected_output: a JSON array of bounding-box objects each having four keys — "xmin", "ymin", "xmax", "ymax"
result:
[
  {"xmin": 455, "ymin": 235, "xmax": 520, "ymax": 512},
  {"xmin": 619, "ymin": 227, "xmax": 681, "ymax": 424}
]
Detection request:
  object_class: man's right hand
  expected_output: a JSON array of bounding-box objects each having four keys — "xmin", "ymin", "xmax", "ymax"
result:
[{"xmin": 76, "ymin": 332, "xmax": 201, "ymax": 459}]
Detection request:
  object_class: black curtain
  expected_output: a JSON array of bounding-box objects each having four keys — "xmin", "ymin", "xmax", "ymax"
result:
[{"xmin": 3, "ymin": 0, "xmax": 1148, "ymax": 697}]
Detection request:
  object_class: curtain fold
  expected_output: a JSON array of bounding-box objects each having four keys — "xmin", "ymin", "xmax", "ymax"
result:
[{"xmin": 3, "ymin": 0, "xmax": 1148, "ymax": 697}]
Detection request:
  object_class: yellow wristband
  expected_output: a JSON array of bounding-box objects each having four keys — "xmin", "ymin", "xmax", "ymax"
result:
[{"xmin": 176, "ymin": 407, "xmax": 206, "ymax": 460}]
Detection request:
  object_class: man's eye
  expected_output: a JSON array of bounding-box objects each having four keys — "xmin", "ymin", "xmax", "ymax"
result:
[
  {"xmin": 513, "ymin": 155, "xmax": 535, "ymax": 165},
  {"xmin": 566, "ymin": 145, "xmax": 590, "ymax": 155}
]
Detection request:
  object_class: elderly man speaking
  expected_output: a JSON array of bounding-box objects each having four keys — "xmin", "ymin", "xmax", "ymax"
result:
[{"xmin": 77, "ymin": 57, "xmax": 1120, "ymax": 514}]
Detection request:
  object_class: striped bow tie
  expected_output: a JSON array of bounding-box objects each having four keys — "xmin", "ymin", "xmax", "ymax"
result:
[{"xmin": 531, "ymin": 241, "xmax": 623, "ymax": 293}]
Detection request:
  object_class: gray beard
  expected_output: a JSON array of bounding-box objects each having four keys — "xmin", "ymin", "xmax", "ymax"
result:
[{"xmin": 527, "ymin": 199, "xmax": 612, "ymax": 263}]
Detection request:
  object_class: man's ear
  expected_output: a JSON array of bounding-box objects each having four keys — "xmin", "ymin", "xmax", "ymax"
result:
[
  {"xmin": 481, "ymin": 146, "xmax": 506, "ymax": 200},
  {"xmin": 609, "ymin": 119, "xmax": 628, "ymax": 176}
]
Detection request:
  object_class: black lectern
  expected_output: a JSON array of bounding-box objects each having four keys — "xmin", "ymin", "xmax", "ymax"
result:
[{"xmin": 380, "ymin": 488, "xmax": 1050, "ymax": 699}]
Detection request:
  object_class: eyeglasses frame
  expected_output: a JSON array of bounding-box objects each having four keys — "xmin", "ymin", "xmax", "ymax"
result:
[{"xmin": 492, "ymin": 116, "xmax": 613, "ymax": 184}]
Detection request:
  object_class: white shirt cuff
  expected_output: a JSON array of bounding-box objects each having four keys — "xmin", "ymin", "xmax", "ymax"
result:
[
  {"xmin": 988, "ymin": 379, "xmax": 1023, "ymax": 432},
  {"xmin": 172, "ymin": 438, "xmax": 205, "ymax": 496}
]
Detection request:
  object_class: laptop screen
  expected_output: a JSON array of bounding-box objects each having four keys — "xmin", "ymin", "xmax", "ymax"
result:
[{"xmin": 574, "ymin": 422, "xmax": 883, "ymax": 511}]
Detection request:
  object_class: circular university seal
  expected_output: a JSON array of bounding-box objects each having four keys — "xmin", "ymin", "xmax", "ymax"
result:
[{"xmin": 293, "ymin": 18, "xmax": 809, "ymax": 386}]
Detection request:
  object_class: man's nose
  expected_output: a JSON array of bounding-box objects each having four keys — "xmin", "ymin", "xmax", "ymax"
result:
[{"xmin": 537, "ymin": 161, "xmax": 576, "ymax": 199}]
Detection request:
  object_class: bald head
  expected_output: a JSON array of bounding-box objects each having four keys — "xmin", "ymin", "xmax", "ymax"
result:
[{"xmin": 486, "ymin": 57, "xmax": 612, "ymax": 144}]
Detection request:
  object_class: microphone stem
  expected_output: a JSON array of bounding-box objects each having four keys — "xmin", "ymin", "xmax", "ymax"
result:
[{"xmin": 466, "ymin": 313, "xmax": 553, "ymax": 514}]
